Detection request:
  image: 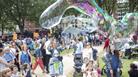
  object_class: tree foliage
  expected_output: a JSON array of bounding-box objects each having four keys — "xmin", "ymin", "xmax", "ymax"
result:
[
  {"xmin": 0, "ymin": 0, "xmax": 55, "ymax": 32},
  {"xmin": 0, "ymin": 0, "xmax": 137, "ymax": 33}
]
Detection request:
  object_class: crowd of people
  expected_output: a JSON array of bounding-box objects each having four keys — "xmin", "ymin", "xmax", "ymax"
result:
[{"xmin": 0, "ymin": 29, "xmax": 138, "ymax": 77}]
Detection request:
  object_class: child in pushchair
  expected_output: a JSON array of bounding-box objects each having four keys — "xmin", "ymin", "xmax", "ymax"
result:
[
  {"xmin": 48, "ymin": 40, "xmax": 64, "ymax": 77},
  {"xmin": 73, "ymin": 53, "xmax": 83, "ymax": 73},
  {"xmin": 49, "ymin": 56, "xmax": 63, "ymax": 77}
]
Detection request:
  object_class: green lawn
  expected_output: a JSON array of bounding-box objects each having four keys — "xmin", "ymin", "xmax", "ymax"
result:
[
  {"xmin": 66, "ymin": 48, "xmax": 138, "ymax": 77},
  {"xmin": 60, "ymin": 49, "xmax": 74, "ymax": 56},
  {"xmin": 31, "ymin": 49, "xmax": 137, "ymax": 77},
  {"xmin": 99, "ymin": 57, "xmax": 137, "ymax": 77},
  {"xmin": 67, "ymin": 57, "xmax": 137, "ymax": 77}
]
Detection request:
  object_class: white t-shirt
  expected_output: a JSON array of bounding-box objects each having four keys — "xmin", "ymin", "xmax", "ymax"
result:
[
  {"xmin": 82, "ymin": 48, "xmax": 92, "ymax": 60},
  {"xmin": 0, "ymin": 56, "xmax": 7, "ymax": 70},
  {"xmin": 10, "ymin": 48, "xmax": 16, "ymax": 55},
  {"xmin": 75, "ymin": 42, "xmax": 83, "ymax": 54},
  {"xmin": 44, "ymin": 40, "xmax": 51, "ymax": 55},
  {"xmin": 124, "ymin": 43, "xmax": 130, "ymax": 49}
]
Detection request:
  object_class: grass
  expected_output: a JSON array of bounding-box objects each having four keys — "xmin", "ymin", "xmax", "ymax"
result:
[
  {"xmin": 66, "ymin": 47, "xmax": 138, "ymax": 77},
  {"xmin": 31, "ymin": 48, "xmax": 137, "ymax": 77},
  {"xmin": 67, "ymin": 56, "xmax": 137, "ymax": 77},
  {"xmin": 98, "ymin": 57, "xmax": 137, "ymax": 77},
  {"xmin": 60, "ymin": 49, "xmax": 74, "ymax": 56}
]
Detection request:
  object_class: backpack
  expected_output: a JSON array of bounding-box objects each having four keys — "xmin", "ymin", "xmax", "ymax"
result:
[
  {"xmin": 92, "ymin": 48, "xmax": 98, "ymax": 61},
  {"xmin": 26, "ymin": 38, "xmax": 32, "ymax": 45},
  {"xmin": 20, "ymin": 51, "xmax": 30, "ymax": 64}
]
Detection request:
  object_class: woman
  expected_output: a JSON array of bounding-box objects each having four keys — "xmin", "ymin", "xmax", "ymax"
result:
[
  {"xmin": 0, "ymin": 48, "xmax": 12, "ymax": 70},
  {"xmin": 103, "ymin": 45, "xmax": 113, "ymax": 77},
  {"xmin": 82, "ymin": 42, "xmax": 92, "ymax": 60}
]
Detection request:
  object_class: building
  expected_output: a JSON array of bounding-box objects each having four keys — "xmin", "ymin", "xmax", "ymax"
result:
[{"xmin": 116, "ymin": 0, "xmax": 129, "ymax": 21}]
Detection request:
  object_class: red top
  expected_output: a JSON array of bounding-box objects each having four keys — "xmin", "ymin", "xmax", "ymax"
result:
[{"xmin": 104, "ymin": 38, "xmax": 110, "ymax": 49}]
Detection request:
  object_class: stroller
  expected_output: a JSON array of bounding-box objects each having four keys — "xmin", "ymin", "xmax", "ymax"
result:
[
  {"xmin": 49, "ymin": 56, "xmax": 63, "ymax": 77},
  {"xmin": 73, "ymin": 53, "xmax": 83, "ymax": 73}
]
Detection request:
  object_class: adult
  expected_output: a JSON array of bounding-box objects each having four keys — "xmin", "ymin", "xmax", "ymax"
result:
[
  {"xmin": 103, "ymin": 34, "xmax": 111, "ymax": 61},
  {"xmin": 82, "ymin": 42, "xmax": 92, "ymax": 60},
  {"xmin": 132, "ymin": 34, "xmax": 137, "ymax": 44},
  {"xmin": 43, "ymin": 36, "xmax": 52, "ymax": 73},
  {"xmin": 103, "ymin": 46, "xmax": 113, "ymax": 77},
  {"xmin": 111, "ymin": 50, "xmax": 122, "ymax": 77},
  {"xmin": 75, "ymin": 37, "xmax": 83, "ymax": 54},
  {"xmin": 3, "ymin": 47, "xmax": 15, "ymax": 64},
  {"xmin": 0, "ymin": 48, "xmax": 12, "ymax": 70}
]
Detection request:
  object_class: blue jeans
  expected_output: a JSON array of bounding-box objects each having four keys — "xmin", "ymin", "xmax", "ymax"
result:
[
  {"xmin": 113, "ymin": 69, "xmax": 120, "ymax": 77},
  {"xmin": 106, "ymin": 69, "xmax": 111, "ymax": 77}
]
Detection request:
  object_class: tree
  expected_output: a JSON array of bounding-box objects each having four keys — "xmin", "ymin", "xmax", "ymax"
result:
[
  {"xmin": 0, "ymin": 0, "xmax": 32, "ymax": 32},
  {"xmin": 129, "ymin": 0, "xmax": 138, "ymax": 12},
  {"xmin": 0, "ymin": 0, "xmax": 55, "ymax": 33},
  {"xmin": 100, "ymin": 0, "xmax": 117, "ymax": 15}
]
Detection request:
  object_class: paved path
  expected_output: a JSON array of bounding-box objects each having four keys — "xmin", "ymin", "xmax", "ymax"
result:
[
  {"xmin": 33, "ymin": 53, "xmax": 74, "ymax": 77},
  {"xmin": 33, "ymin": 45, "xmax": 103, "ymax": 77}
]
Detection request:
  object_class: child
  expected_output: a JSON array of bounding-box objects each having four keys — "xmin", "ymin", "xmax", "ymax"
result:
[
  {"xmin": 21, "ymin": 63, "xmax": 32, "ymax": 77},
  {"xmin": 83, "ymin": 60, "xmax": 98, "ymax": 77},
  {"xmin": 19, "ymin": 44, "xmax": 32, "ymax": 65},
  {"xmin": 82, "ymin": 57, "xmax": 89, "ymax": 77},
  {"xmin": 10, "ymin": 65, "xmax": 20, "ymax": 77},
  {"xmin": 32, "ymin": 41, "xmax": 45, "ymax": 74},
  {"xmin": 128, "ymin": 62, "xmax": 138, "ymax": 77},
  {"xmin": 0, "ymin": 67, "xmax": 12, "ymax": 77}
]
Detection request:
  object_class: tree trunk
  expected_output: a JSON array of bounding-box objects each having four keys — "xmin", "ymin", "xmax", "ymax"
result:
[
  {"xmin": 18, "ymin": 22, "xmax": 24, "ymax": 33},
  {"xmin": 2, "ymin": 23, "xmax": 4, "ymax": 35}
]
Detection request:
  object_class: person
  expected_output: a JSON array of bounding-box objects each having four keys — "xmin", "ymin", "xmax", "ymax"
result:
[
  {"xmin": 128, "ymin": 63, "xmax": 138, "ymax": 77},
  {"xmin": 10, "ymin": 42, "xmax": 20, "ymax": 71},
  {"xmin": 3, "ymin": 47, "xmax": 15, "ymax": 64},
  {"xmin": 21, "ymin": 63, "xmax": 32, "ymax": 77},
  {"xmin": 132, "ymin": 34, "xmax": 137, "ymax": 44},
  {"xmin": 82, "ymin": 42, "xmax": 92, "ymax": 60},
  {"xmin": 25, "ymin": 37, "xmax": 34, "ymax": 50},
  {"xmin": 74, "ymin": 37, "xmax": 83, "ymax": 54},
  {"xmin": 33, "ymin": 30, "xmax": 39, "ymax": 40},
  {"xmin": 0, "ymin": 48, "xmax": 12, "ymax": 69},
  {"xmin": 19, "ymin": 44, "xmax": 32, "ymax": 66},
  {"xmin": 10, "ymin": 65, "xmax": 20, "ymax": 77},
  {"xmin": 13, "ymin": 32, "xmax": 17, "ymax": 42},
  {"xmin": 82, "ymin": 60, "xmax": 98, "ymax": 77},
  {"xmin": 103, "ymin": 34, "xmax": 110, "ymax": 53},
  {"xmin": 103, "ymin": 45, "xmax": 113, "ymax": 77},
  {"xmin": 81, "ymin": 57, "xmax": 89, "ymax": 77},
  {"xmin": 123, "ymin": 42, "xmax": 131, "ymax": 58},
  {"xmin": 111, "ymin": 50, "xmax": 122, "ymax": 77},
  {"xmin": 0, "ymin": 67, "xmax": 12, "ymax": 77},
  {"xmin": 43, "ymin": 36, "xmax": 52, "ymax": 73},
  {"xmin": 48, "ymin": 40, "xmax": 63, "ymax": 77},
  {"xmin": 32, "ymin": 41, "xmax": 45, "ymax": 74}
]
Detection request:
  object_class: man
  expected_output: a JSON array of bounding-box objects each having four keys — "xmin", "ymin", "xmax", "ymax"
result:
[
  {"xmin": 75, "ymin": 37, "xmax": 83, "ymax": 54},
  {"xmin": 111, "ymin": 50, "xmax": 122, "ymax": 77},
  {"xmin": 43, "ymin": 35, "xmax": 52, "ymax": 73}
]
